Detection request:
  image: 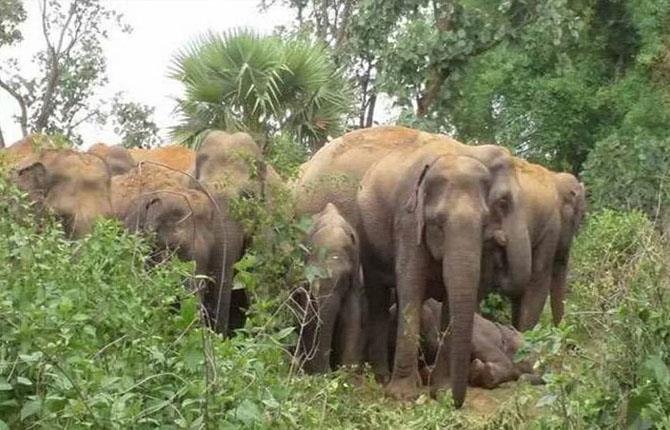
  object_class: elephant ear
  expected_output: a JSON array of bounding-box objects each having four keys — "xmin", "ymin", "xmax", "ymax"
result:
[
  {"xmin": 405, "ymin": 158, "xmax": 440, "ymax": 246},
  {"xmin": 144, "ymin": 196, "xmax": 164, "ymax": 224}
]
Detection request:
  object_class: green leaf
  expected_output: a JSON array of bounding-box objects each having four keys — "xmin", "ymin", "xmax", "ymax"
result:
[
  {"xmin": 234, "ymin": 399, "xmax": 261, "ymax": 425},
  {"xmin": 0, "ymin": 379, "xmax": 12, "ymax": 391},
  {"xmin": 20, "ymin": 399, "xmax": 41, "ymax": 421},
  {"xmin": 0, "ymin": 419, "xmax": 8, "ymax": 430},
  {"xmin": 16, "ymin": 376, "xmax": 32, "ymax": 386}
]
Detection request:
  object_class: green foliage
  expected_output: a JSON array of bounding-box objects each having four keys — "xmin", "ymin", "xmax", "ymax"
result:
[
  {"xmin": 0, "ymin": 0, "xmax": 25, "ymax": 47},
  {"xmin": 0, "ymin": 0, "xmax": 132, "ymax": 145},
  {"xmin": 111, "ymin": 95, "xmax": 161, "ymax": 148},
  {"xmin": 170, "ymin": 29, "xmax": 353, "ymax": 151},
  {"xmin": 516, "ymin": 210, "xmax": 670, "ymax": 428}
]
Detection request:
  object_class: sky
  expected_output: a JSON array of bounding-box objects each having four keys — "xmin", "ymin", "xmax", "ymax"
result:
[{"xmin": 0, "ymin": 0, "xmax": 294, "ymax": 147}]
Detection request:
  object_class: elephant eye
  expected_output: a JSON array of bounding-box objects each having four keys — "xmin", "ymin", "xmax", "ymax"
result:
[{"xmin": 494, "ymin": 194, "xmax": 511, "ymax": 216}]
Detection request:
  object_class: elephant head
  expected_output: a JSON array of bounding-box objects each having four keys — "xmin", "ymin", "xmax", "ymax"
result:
[
  {"xmin": 12, "ymin": 149, "xmax": 112, "ymax": 238},
  {"xmin": 88, "ymin": 143, "xmax": 136, "ymax": 176},
  {"xmin": 124, "ymin": 189, "xmax": 215, "ymax": 276},
  {"xmin": 195, "ymin": 131, "xmax": 265, "ymax": 197},
  {"xmin": 472, "ymin": 145, "xmax": 532, "ymax": 295},
  {"xmin": 403, "ymin": 153, "xmax": 505, "ymax": 406}
]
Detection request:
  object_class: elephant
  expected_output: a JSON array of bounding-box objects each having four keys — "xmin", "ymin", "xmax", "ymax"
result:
[
  {"xmin": 11, "ymin": 149, "xmax": 112, "ymax": 238},
  {"xmin": 122, "ymin": 188, "xmax": 250, "ymax": 331},
  {"xmin": 356, "ymin": 147, "xmax": 507, "ymax": 407},
  {"xmin": 389, "ymin": 298, "xmax": 541, "ymax": 389},
  {"xmin": 88, "ymin": 143, "xmax": 136, "ymax": 176},
  {"xmin": 550, "ymin": 172, "xmax": 586, "ymax": 326},
  {"xmin": 129, "ymin": 144, "xmax": 196, "ymax": 172},
  {"xmin": 294, "ymin": 203, "xmax": 364, "ymax": 374},
  {"xmin": 192, "ymin": 130, "xmax": 281, "ymax": 335},
  {"xmin": 479, "ymin": 159, "xmax": 586, "ymax": 331},
  {"xmin": 295, "ymin": 126, "xmax": 531, "ymax": 407}
]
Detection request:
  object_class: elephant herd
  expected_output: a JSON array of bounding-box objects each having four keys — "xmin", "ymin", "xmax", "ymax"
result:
[{"xmin": 2, "ymin": 125, "xmax": 585, "ymax": 408}]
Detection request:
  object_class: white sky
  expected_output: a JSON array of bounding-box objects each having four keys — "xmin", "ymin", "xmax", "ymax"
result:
[{"xmin": 0, "ymin": 0, "xmax": 294, "ymax": 147}]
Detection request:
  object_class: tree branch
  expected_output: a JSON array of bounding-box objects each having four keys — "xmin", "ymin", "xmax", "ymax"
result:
[
  {"xmin": 0, "ymin": 77, "xmax": 28, "ymax": 137},
  {"xmin": 39, "ymin": 0, "xmax": 53, "ymax": 53}
]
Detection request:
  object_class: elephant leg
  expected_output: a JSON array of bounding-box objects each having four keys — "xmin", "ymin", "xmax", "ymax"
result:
[
  {"xmin": 364, "ymin": 267, "xmax": 392, "ymax": 382},
  {"xmin": 517, "ymin": 231, "xmax": 559, "ymax": 331},
  {"xmin": 385, "ymin": 247, "xmax": 427, "ymax": 400},
  {"xmin": 228, "ymin": 289, "xmax": 249, "ymax": 334},
  {"xmin": 550, "ymin": 256, "xmax": 568, "ymax": 326},
  {"xmin": 337, "ymin": 287, "xmax": 364, "ymax": 367}
]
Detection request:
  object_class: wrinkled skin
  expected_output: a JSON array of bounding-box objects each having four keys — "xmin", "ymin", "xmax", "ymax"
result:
[
  {"xmin": 389, "ymin": 299, "xmax": 541, "ymax": 388},
  {"xmin": 481, "ymin": 160, "xmax": 586, "ymax": 330},
  {"xmin": 295, "ymin": 203, "xmax": 364, "ymax": 373},
  {"xmin": 12, "ymin": 149, "xmax": 112, "ymax": 238},
  {"xmin": 357, "ymin": 148, "xmax": 503, "ymax": 407},
  {"xmin": 193, "ymin": 130, "xmax": 279, "ymax": 335},
  {"xmin": 88, "ymin": 143, "xmax": 136, "ymax": 176}
]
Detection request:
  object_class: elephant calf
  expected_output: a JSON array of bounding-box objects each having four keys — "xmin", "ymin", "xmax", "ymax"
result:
[
  {"xmin": 390, "ymin": 299, "xmax": 541, "ymax": 389},
  {"xmin": 295, "ymin": 203, "xmax": 364, "ymax": 374}
]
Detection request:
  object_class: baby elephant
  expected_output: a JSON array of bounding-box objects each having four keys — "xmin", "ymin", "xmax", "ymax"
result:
[
  {"xmin": 295, "ymin": 203, "xmax": 364, "ymax": 373},
  {"xmin": 391, "ymin": 299, "xmax": 541, "ymax": 389}
]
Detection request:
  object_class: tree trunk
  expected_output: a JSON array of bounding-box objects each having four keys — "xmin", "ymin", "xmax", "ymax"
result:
[
  {"xmin": 365, "ymin": 92, "xmax": 376, "ymax": 127},
  {"xmin": 0, "ymin": 78, "xmax": 29, "ymax": 137}
]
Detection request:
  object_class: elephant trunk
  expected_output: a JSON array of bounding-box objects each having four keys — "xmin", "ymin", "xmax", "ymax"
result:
[
  {"xmin": 502, "ymin": 209, "xmax": 532, "ymax": 292},
  {"xmin": 304, "ymin": 275, "xmax": 342, "ymax": 373},
  {"xmin": 443, "ymin": 212, "xmax": 481, "ymax": 408}
]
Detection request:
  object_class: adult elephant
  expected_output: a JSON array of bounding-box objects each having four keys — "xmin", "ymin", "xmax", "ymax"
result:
[
  {"xmin": 550, "ymin": 172, "xmax": 586, "ymax": 325},
  {"xmin": 192, "ymin": 130, "xmax": 281, "ymax": 335},
  {"xmin": 356, "ymin": 146, "xmax": 506, "ymax": 407},
  {"xmin": 482, "ymin": 159, "xmax": 585, "ymax": 330},
  {"xmin": 12, "ymin": 149, "xmax": 112, "ymax": 238}
]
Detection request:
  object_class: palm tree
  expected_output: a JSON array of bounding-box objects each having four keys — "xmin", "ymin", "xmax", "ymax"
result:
[{"xmin": 170, "ymin": 29, "xmax": 352, "ymax": 149}]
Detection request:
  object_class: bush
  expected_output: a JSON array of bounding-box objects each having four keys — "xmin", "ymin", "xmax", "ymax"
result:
[
  {"xmin": 520, "ymin": 209, "xmax": 670, "ymax": 428},
  {"xmin": 3, "ymin": 167, "xmax": 670, "ymax": 429}
]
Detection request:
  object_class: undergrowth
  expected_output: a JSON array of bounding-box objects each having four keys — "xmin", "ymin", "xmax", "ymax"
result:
[{"xmin": 1, "ymin": 172, "xmax": 669, "ymax": 429}]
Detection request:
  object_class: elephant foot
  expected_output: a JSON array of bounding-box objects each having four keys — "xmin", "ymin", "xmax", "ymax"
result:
[
  {"xmin": 372, "ymin": 364, "xmax": 391, "ymax": 384},
  {"xmin": 385, "ymin": 374, "xmax": 425, "ymax": 401}
]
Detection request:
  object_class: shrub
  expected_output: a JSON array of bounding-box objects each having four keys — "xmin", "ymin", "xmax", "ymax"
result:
[{"xmin": 521, "ymin": 209, "xmax": 670, "ymax": 428}]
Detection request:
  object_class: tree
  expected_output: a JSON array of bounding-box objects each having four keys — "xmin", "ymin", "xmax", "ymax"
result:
[
  {"xmin": 0, "ymin": 0, "xmax": 26, "ymax": 147},
  {"xmin": 110, "ymin": 95, "xmax": 160, "ymax": 149},
  {"xmin": 170, "ymin": 29, "xmax": 352, "ymax": 150},
  {"xmin": 271, "ymin": 1, "xmax": 541, "ymax": 130},
  {"xmin": 0, "ymin": 0, "xmax": 131, "ymax": 145},
  {"xmin": 263, "ymin": 0, "xmax": 384, "ymax": 128}
]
